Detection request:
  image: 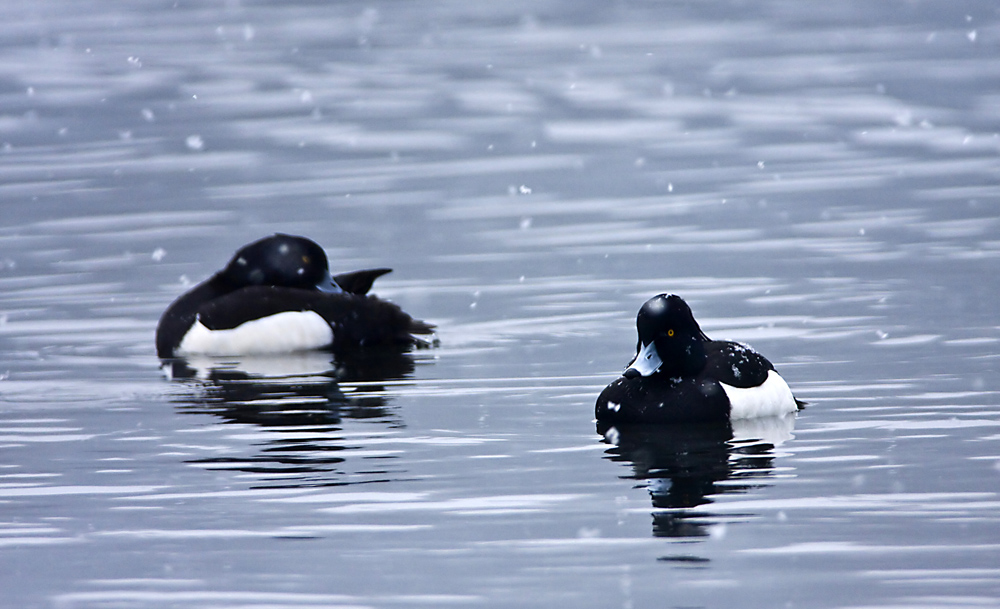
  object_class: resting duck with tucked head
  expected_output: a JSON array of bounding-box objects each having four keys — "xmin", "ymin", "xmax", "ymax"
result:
[
  {"xmin": 596, "ymin": 294, "xmax": 801, "ymax": 424},
  {"xmin": 156, "ymin": 234, "xmax": 433, "ymax": 358}
]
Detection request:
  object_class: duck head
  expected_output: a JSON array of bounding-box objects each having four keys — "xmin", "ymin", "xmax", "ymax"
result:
[
  {"xmin": 219, "ymin": 234, "xmax": 342, "ymax": 293},
  {"xmin": 623, "ymin": 294, "xmax": 709, "ymax": 379}
]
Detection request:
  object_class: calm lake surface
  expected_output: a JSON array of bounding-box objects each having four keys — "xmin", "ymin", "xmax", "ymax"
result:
[{"xmin": 2, "ymin": 1, "xmax": 999, "ymax": 607}]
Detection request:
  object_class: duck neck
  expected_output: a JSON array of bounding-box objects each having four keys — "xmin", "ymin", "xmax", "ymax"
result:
[{"xmin": 657, "ymin": 336, "xmax": 707, "ymax": 378}]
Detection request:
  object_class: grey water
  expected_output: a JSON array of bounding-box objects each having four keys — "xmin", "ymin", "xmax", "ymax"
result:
[{"xmin": 2, "ymin": 1, "xmax": 1000, "ymax": 607}]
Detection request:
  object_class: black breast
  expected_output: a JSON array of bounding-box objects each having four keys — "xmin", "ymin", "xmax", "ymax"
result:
[{"xmin": 595, "ymin": 375, "xmax": 731, "ymax": 424}]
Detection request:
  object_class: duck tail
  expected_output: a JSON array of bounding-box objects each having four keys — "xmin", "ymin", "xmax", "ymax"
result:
[{"xmin": 407, "ymin": 318, "xmax": 437, "ymax": 349}]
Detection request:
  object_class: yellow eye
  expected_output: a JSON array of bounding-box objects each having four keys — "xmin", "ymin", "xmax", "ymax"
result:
[{"xmin": 667, "ymin": 329, "xmax": 674, "ymax": 337}]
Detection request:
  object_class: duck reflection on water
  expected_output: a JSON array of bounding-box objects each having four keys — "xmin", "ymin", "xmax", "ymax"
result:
[
  {"xmin": 163, "ymin": 349, "xmax": 426, "ymax": 487},
  {"xmin": 599, "ymin": 414, "xmax": 795, "ymax": 538},
  {"xmin": 165, "ymin": 349, "xmax": 420, "ymax": 425}
]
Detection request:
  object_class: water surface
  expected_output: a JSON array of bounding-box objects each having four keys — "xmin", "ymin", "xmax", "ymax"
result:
[{"xmin": 2, "ymin": 1, "xmax": 999, "ymax": 607}]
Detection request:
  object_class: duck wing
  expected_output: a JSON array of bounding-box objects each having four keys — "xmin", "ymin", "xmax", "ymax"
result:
[
  {"xmin": 703, "ymin": 341, "xmax": 774, "ymax": 388},
  {"xmin": 192, "ymin": 286, "xmax": 317, "ymax": 330},
  {"xmin": 195, "ymin": 286, "xmax": 433, "ymax": 348},
  {"xmin": 332, "ymin": 268, "xmax": 392, "ymax": 295}
]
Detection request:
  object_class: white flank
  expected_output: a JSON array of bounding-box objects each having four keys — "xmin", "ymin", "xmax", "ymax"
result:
[
  {"xmin": 721, "ymin": 370, "xmax": 797, "ymax": 420},
  {"xmin": 177, "ymin": 311, "xmax": 333, "ymax": 356}
]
